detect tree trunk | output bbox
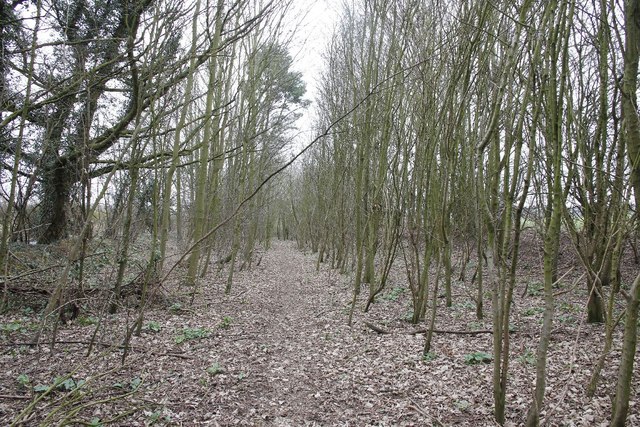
[605,3,640,421]
[610,273,640,426]
[38,160,74,244]
[624,0,640,213]
[586,276,605,323]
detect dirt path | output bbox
[213,240,349,423]
[2,241,442,426]
[192,241,486,426]
[2,240,633,426]
[202,240,423,425]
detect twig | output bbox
[0,251,109,284]
[408,399,445,426]
[227,289,249,301]
[1,340,193,359]
[411,328,499,335]
[552,271,584,298]
[0,263,64,284]
[364,321,502,336]
[0,394,31,400]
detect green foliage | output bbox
[33,376,86,394]
[558,314,576,324]
[146,410,171,425]
[130,377,142,390]
[523,307,544,316]
[517,348,536,365]
[560,302,581,313]
[464,352,493,365]
[17,373,30,387]
[468,321,484,331]
[527,281,544,296]
[454,301,475,311]
[76,315,99,326]
[88,417,103,427]
[1,320,26,334]
[169,303,183,314]
[206,362,223,376]
[113,377,142,391]
[144,321,162,333]
[380,287,405,302]
[237,372,247,380]
[422,352,437,362]
[254,42,308,108]
[56,377,86,392]
[147,411,161,424]
[174,327,211,344]
[218,316,233,329]
[33,384,51,393]
[455,399,471,411]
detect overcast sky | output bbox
[288,0,340,142]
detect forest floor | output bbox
[0,238,639,426]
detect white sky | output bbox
[288,0,341,143]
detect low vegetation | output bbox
[0,0,639,425]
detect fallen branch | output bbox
[227,289,249,302]
[0,251,109,285]
[0,394,31,400]
[5,285,50,296]
[1,340,193,359]
[364,321,499,336]
[410,328,496,336]
[409,399,445,426]
[364,321,390,334]
[364,322,500,335]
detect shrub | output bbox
[464,351,492,365]
[218,316,233,329]
[174,327,210,344]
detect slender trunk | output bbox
[610,273,640,426]
[110,167,139,314]
[1,0,42,307]
[623,0,640,213]
[423,253,441,355]
[186,0,225,286]
[158,0,202,271]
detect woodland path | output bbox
[186,240,493,426]
[198,240,433,425]
[1,240,624,426]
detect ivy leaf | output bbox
[33,384,50,393]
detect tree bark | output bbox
[610,1,640,424]
[624,0,640,213]
[610,274,640,426]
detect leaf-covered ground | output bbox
[0,239,638,426]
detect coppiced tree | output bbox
[468,1,539,421]
[0,0,310,344]
[222,34,307,293]
[0,0,42,307]
[525,1,575,424]
[610,0,640,424]
[295,0,638,424]
[184,0,227,287]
